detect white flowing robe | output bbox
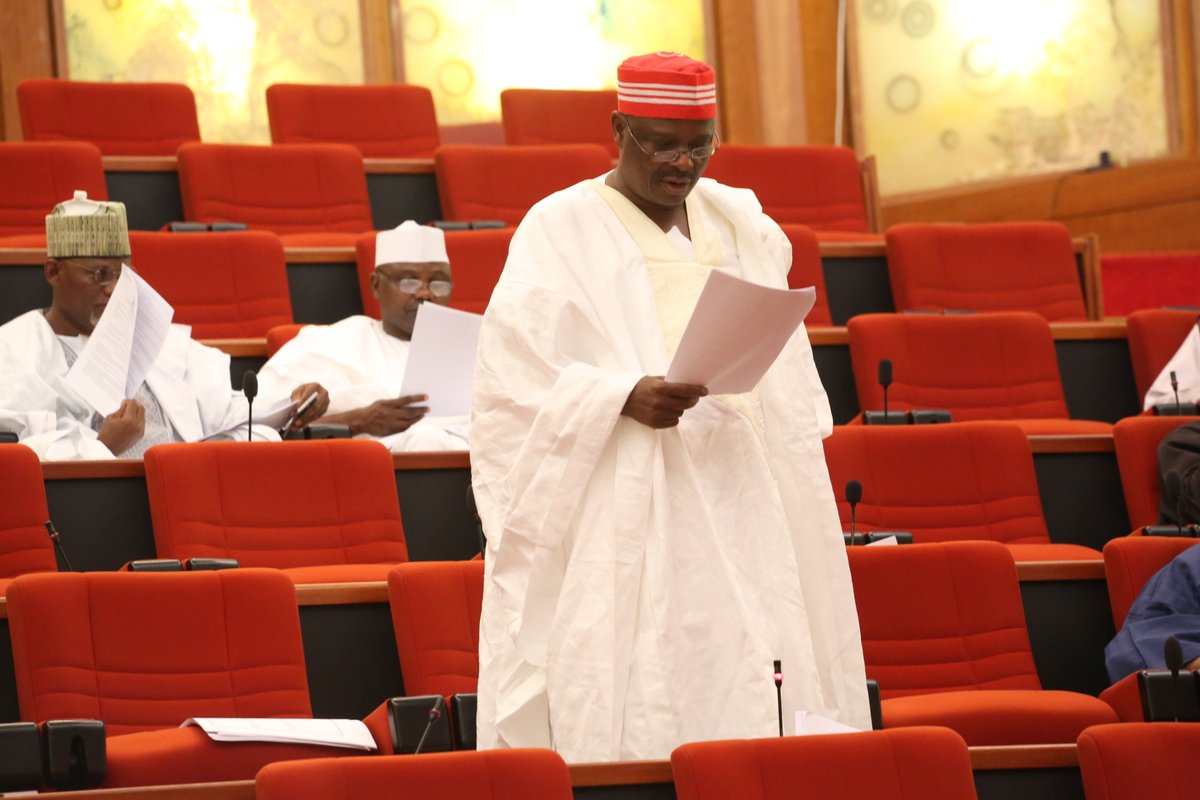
[470,177,869,763]
[0,309,275,460]
[1146,326,1200,409]
[256,315,468,451]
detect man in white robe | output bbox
[471,52,869,763]
[0,192,326,460]
[1146,322,1200,410]
[256,221,468,451]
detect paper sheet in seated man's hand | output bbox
[400,303,484,416]
[666,269,817,395]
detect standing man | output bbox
[471,52,868,762]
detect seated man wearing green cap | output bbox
[0,191,327,459]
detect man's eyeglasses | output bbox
[378,273,453,298]
[72,263,122,286]
[623,117,720,163]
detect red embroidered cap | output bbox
[617,51,716,120]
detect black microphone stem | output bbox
[413,703,442,754]
[44,520,74,572]
[773,660,783,737]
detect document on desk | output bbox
[64,266,174,415]
[666,270,816,395]
[199,396,297,441]
[400,303,484,416]
[182,717,377,751]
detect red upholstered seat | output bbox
[824,422,1098,559]
[266,83,440,158]
[1125,309,1198,405]
[17,79,200,156]
[1102,252,1200,316]
[128,231,292,338]
[176,143,373,246]
[500,88,619,157]
[1113,415,1200,529]
[356,227,512,319]
[847,540,1117,744]
[267,323,308,356]
[701,145,878,234]
[144,440,407,583]
[1103,536,1199,628]
[847,311,1112,435]
[885,222,1087,321]
[671,727,977,800]
[780,224,832,326]
[435,144,612,227]
[4,569,358,787]
[1077,722,1200,800]
[387,561,483,698]
[257,749,573,800]
[0,445,59,588]
[0,141,107,237]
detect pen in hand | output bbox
[278,392,319,436]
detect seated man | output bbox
[1146,322,1200,409]
[257,221,468,452]
[0,191,326,459]
[1106,542,1200,679]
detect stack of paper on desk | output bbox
[182,717,377,751]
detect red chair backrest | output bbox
[266,83,440,158]
[128,231,292,338]
[0,445,59,580]
[671,727,977,800]
[1103,537,1199,628]
[434,144,612,227]
[500,88,619,157]
[1126,309,1199,404]
[886,222,1087,321]
[0,142,107,236]
[780,224,831,326]
[18,79,200,156]
[1078,722,1200,800]
[848,311,1070,420]
[823,422,1050,545]
[847,540,1042,697]
[144,440,408,567]
[387,561,484,698]
[266,323,308,357]
[177,143,372,235]
[1113,415,1200,529]
[1101,253,1200,317]
[701,145,870,232]
[6,569,311,734]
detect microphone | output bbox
[1165,635,1184,722]
[1167,470,1185,534]
[1171,370,1181,414]
[845,479,863,546]
[241,370,258,442]
[413,697,444,755]
[878,359,893,419]
[44,520,74,571]
[772,660,783,737]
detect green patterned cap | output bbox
[46,190,131,259]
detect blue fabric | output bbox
[1106,542,1200,682]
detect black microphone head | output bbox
[241,370,258,400]
[845,479,863,506]
[1171,370,1179,388]
[878,358,893,389]
[1165,635,1184,674]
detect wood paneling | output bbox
[0,0,57,141]
[710,0,763,143]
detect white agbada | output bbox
[256,315,468,451]
[471,176,870,763]
[1146,326,1200,409]
[0,309,275,460]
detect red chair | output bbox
[0,444,59,593]
[128,231,292,338]
[176,143,373,247]
[144,440,408,583]
[1077,722,1200,800]
[6,569,361,787]
[1101,252,1200,316]
[500,88,619,158]
[387,561,483,699]
[671,727,977,800]
[847,311,1113,435]
[266,83,440,158]
[257,749,573,800]
[701,145,880,239]
[17,79,200,156]
[267,323,308,356]
[1125,309,1198,405]
[0,142,107,238]
[356,227,512,319]
[435,144,612,227]
[780,224,832,326]
[885,222,1088,321]
[823,422,1099,560]
[1113,415,1200,530]
[847,540,1118,745]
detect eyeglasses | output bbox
[71,263,123,285]
[623,116,720,163]
[378,273,453,298]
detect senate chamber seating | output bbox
[176,142,373,247]
[500,88,620,157]
[885,221,1090,321]
[267,323,307,356]
[0,444,59,593]
[846,540,1117,745]
[17,78,201,156]
[144,439,409,583]
[671,727,978,800]
[780,223,832,326]
[823,422,1100,560]
[0,141,107,247]
[1112,414,1200,529]
[128,230,293,338]
[1100,252,1200,316]
[5,568,366,787]
[266,83,441,158]
[434,143,613,227]
[1124,308,1198,406]
[1077,723,1200,800]
[847,311,1114,435]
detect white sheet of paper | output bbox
[63,266,174,416]
[200,396,295,442]
[866,535,900,547]
[399,303,484,416]
[795,710,862,736]
[182,717,376,751]
[666,270,816,395]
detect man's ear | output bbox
[44,259,63,286]
[369,269,382,301]
[610,110,625,147]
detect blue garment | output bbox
[1106,542,1200,682]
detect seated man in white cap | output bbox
[1146,322,1200,410]
[0,191,328,460]
[256,220,467,452]
[471,52,868,762]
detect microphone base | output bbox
[1138,669,1200,721]
[1142,525,1200,537]
[387,695,451,755]
[1153,403,1200,416]
[862,411,910,426]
